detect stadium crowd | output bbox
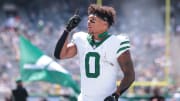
[0,0,180,100]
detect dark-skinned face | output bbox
[87,14,108,35]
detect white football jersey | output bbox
[72,32,130,100]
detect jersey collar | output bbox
[87,32,111,49]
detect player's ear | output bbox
[103,21,109,28]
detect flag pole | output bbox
[97,0,102,6]
[165,0,171,83]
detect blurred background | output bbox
[0,0,180,101]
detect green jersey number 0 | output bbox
[85,52,100,78]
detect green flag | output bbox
[19,35,80,94]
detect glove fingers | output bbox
[66,15,81,31]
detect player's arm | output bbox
[116,50,135,96]
[54,12,81,59]
[60,35,77,59]
[54,30,77,59]
[104,50,135,101]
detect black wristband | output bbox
[112,93,119,100]
[54,30,69,59]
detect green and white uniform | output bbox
[72,32,130,101]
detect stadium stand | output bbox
[0,0,180,100]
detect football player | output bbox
[54,4,135,101]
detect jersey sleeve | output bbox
[116,35,130,58]
[71,32,80,44]
[71,32,87,44]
